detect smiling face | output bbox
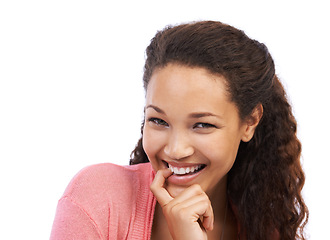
[143,63,257,198]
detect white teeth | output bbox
[168,163,203,175]
[178,168,185,174]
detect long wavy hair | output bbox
[130,21,308,240]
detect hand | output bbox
[150,169,214,240]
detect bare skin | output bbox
[150,169,238,240]
[143,64,262,239]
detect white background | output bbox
[0,0,329,239]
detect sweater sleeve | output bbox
[50,163,155,240]
[50,197,103,240]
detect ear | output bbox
[241,104,263,142]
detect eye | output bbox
[147,117,169,127]
[193,122,217,129]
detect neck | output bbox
[208,175,228,222]
[205,176,229,240]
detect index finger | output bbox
[150,168,173,207]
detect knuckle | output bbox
[190,184,203,194]
[197,191,210,205]
[202,201,209,209]
[177,207,188,219]
[166,204,184,217]
[164,205,175,217]
[149,183,156,193]
[170,204,180,214]
[163,205,170,215]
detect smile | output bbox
[168,163,205,175]
[163,161,207,185]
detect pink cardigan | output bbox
[50,162,279,239]
[50,162,156,240]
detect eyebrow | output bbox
[188,112,222,119]
[145,105,166,115]
[146,105,222,119]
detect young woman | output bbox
[50,21,308,240]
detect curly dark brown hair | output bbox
[130,21,308,240]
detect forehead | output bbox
[145,64,233,114]
[147,64,228,97]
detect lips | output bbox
[162,160,206,185]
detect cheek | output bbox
[142,130,152,157]
[198,134,240,167]
[142,128,165,163]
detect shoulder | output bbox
[52,163,155,239]
[61,162,154,204]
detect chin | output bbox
[165,183,188,198]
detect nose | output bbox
[164,130,194,160]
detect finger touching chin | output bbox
[165,184,189,198]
